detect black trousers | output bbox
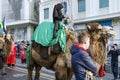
[111,61,119,79]
[53,20,59,37]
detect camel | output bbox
[27,22,115,80]
[27,27,78,80]
[87,23,115,67]
[87,23,115,79]
[0,34,13,75]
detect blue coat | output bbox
[71,45,98,80]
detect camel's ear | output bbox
[87,25,91,30]
[98,25,102,29]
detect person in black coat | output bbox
[53,3,65,38]
[108,44,120,80]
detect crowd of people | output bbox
[5,40,30,67]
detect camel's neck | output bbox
[89,40,107,65]
[66,38,76,52]
[4,39,13,57]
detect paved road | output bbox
[0,59,118,80]
[0,66,56,80]
[15,59,117,80]
[0,59,56,80]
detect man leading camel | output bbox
[70,32,98,80]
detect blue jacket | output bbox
[71,44,98,80]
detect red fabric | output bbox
[6,44,17,65]
[98,64,106,77]
[74,44,89,53]
[74,44,86,51]
[19,49,26,59]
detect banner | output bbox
[2,17,7,34]
[0,20,3,29]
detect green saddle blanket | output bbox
[32,21,66,52]
[26,21,66,67]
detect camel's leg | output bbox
[55,68,67,80]
[34,65,41,80]
[27,65,34,80]
[1,65,7,76]
[0,58,7,76]
[67,68,73,80]
[27,53,35,80]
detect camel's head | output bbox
[0,37,5,49]
[0,34,13,52]
[87,23,102,41]
[101,26,116,38]
[0,34,13,43]
[65,29,78,43]
[4,34,14,42]
[101,26,116,44]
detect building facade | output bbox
[1,0,120,45]
[39,0,72,23]
[1,0,39,42]
[40,0,120,45]
[0,0,1,19]
[71,0,120,45]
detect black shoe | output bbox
[7,64,11,67]
[12,64,15,67]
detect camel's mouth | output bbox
[102,26,116,38]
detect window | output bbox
[98,20,112,26]
[99,0,109,8]
[44,8,49,19]
[78,0,86,12]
